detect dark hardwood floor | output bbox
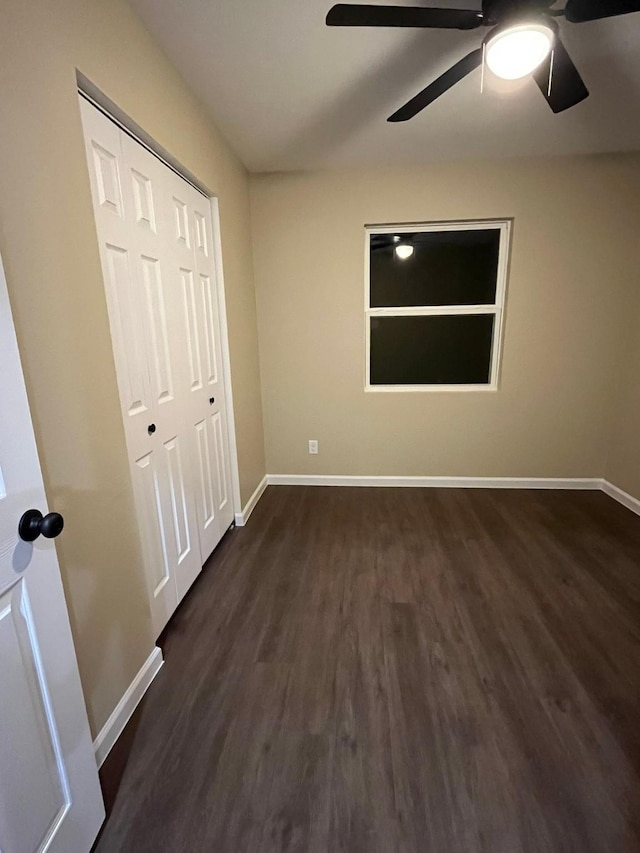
[95,486,640,852]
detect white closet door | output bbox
[191,189,234,547]
[171,174,234,559]
[80,98,234,634]
[81,101,201,633]
[120,134,203,604]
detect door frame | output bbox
[76,72,243,519]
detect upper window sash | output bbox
[365,220,510,312]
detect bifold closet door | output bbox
[167,170,234,559]
[119,131,204,607]
[80,98,233,634]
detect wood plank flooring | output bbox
[95,486,640,852]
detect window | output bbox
[365,220,510,391]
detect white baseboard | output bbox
[602,480,640,516]
[266,474,602,490]
[267,473,640,516]
[93,646,163,768]
[235,475,268,526]
[229,475,640,527]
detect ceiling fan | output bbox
[326,0,640,120]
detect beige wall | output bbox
[0,0,265,735]
[605,279,640,501]
[251,155,640,479]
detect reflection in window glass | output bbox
[370,229,501,308]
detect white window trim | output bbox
[364,219,511,393]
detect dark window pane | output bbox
[370,314,494,385]
[370,229,500,307]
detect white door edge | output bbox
[210,197,242,518]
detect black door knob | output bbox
[148,423,156,434]
[209,397,215,405]
[18,509,65,542]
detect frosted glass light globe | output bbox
[485,23,553,81]
[395,244,414,260]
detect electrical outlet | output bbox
[308,439,318,455]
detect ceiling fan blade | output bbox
[533,36,589,113]
[388,48,483,121]
[326,4,483,29]
[564,0,640,23]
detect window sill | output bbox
[364,384,499,393]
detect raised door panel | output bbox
[139,254,174,408]
[172,196,191,251]
[162,435,200,599]
[199,272,220,390]
[0,579,70,853]
[133,450,177,628]
[178,264,223,421]
[211,409,231,520]
[130,168,157,234]
[193,209,209,259]
[91,140,123,217]
[102,245,152,425]
[168,180,200,404]
[133,434,199,614]
[191,409,233,559]
[192,416,221,559]
[180,267,203,395]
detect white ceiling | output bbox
[129,0,640,172]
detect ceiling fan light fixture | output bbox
[395,243,414,260]
[485,22,554,81]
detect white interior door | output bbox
[80,97,234,634]
[0,253,104,852]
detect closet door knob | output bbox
[19,509,65,542]
[209,397,215,405]
[148,423,156,435]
